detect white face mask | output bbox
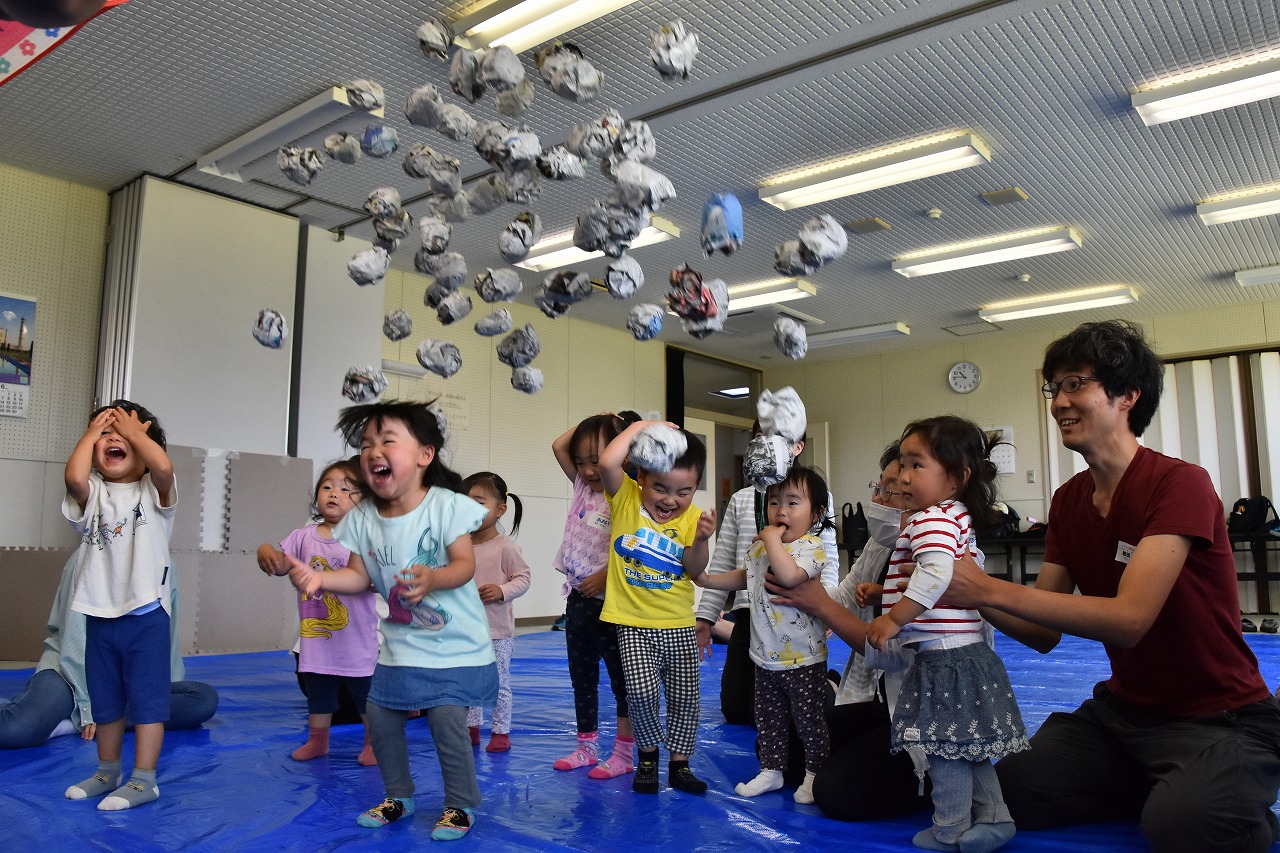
[865,501,904,548]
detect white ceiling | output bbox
[3,0,1280,366]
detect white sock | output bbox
[735,769,784,797]
[794,770,817,804]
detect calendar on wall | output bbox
[985,425,1016,475]
[0,292,36,419]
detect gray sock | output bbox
[98,768,159,811]
[958,821,1016,853]
[65,760,122,800]
[913,828,960,852]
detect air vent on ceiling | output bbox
[723,304,825,337]
[943,321,1002,336]
[981,187,1029,206]
[846,217,892,234]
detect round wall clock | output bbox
[948,361,981,394]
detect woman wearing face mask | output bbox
[768,442,937,822]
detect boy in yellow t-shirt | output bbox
[599,420,716,795]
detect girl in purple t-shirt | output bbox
[258,459,380,765]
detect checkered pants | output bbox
[616,625,700,754]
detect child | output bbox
[866,416,1028,853]
[462,471,531,753]
[549,413,638,779]
[257,459,378,765]
[61,400,176,811]
[599,419,716,794]
[286,400,496,841]
[695,466,833,804]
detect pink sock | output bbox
[554,733,599,771]
[588,735,635,778]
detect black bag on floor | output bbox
[842,502,869,553]
[1227,496,1278,537]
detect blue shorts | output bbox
[85,608,171,725]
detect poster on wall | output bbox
[0,0,129,88]
[0,292,35,419]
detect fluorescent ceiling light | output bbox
[978,286,1137,323]
[807,321,910,349]
[892,226,1082,277]
[382,359,426,378]
[1197,186,1280,226]
[1133,54,1280,126]
[454,0,640,53]
[514,216,679,272]
[1236,264,1280,287]
[726,278,816,311]
[196,87,380,182]
[710,386,751,399]
[759,132,992,211]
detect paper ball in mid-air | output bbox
[449,48,486,103]
[253,309,288,348]
[606,254,644,299]
[364,187,402,218]
[743,433,792,491]
[475,268,523,303]
[497,324,541,368]
[475,308,513,337]
[758,386,807,444]
[498,212,542,263]
[537,146,586,180]
[651,20,699,80]
[436,291,473,325]
[417,19,454,59]
[323,132,361,164]
[344,79,385,111]
[627,304,663,341]
[348,247,390,286]
[361,125,399,158]
[511,365,544,394]
[277,145,323,186]
[773,317,808,360]
[383,310,413,342]
[543,270,593,305]
[701,193,743,256]
[535,42,602,103]
[342,366,388,404]
[798,214,848,267]
[416,339,462,378]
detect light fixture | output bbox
[978,285,1137,323]
[382,359,426,378]
[758,132,992,211]
[1236,264,1280,287]
[196,87,381,182]
[892,226,1082,277]
[1132,54,1280,126]
[453,0,640,54]
[1197,186,1280,226]
[726,278,816,312]
[807,321,911,349]
[710,386,751,400]
[514,216,679,272]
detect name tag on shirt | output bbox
[585,511,610,532]
[1115,540,1135,564]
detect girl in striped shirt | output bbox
[866,416,1028,853]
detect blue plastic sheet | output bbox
[2,632,1279,851]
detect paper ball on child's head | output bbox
[629,424,688,474]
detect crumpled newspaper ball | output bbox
[498,212,542,263]
[383,309,413,342]
[612,120,656,165]
[798,214,848,267]
[503,127,542,167]
[536,42,602,102]
[253,309,288,348]
[424,278,458,309]
[472,119,513,165]
[610,160,676,211]
[361,125,399,158]
[667,264,719,321]
[497,324,541,368]
[449,48,487,103]
[565,109,623,161]
[681,277,728,338]
[758,386,807,443]
[544,270,594,305]
[419,215,451,253]
[511,365,544,394]
[404,84,444,128]
[475,308,513,336]
[466,174,509,215]
[606,254,644,298]
[503,166,542,204]
[342,366,388,404]
[496,77,535,117]
[627,303,663,341]
[701,192,743,256]
[417,18,454,60]
[403,142,435,178]
[374,210,413,244]
[436,103,477,142]
[629,424,687,474]
[348,247,390,286]
[534,289,571,318]
[475,267,524,302]
[345,79,385,111]
[432,192,473,223]
[437,290,473,325]
[416,339,462,378]
[651,20,699,80]
[478,45,525,92]
[415,247,444,275]
[773,317,808,360]
[774,239,818,276]
[573,200,609,252]
[324,132,361,164]
[277,145,323,186]
[364,187,402,218]
[537,146,586,180]
[431,252,468,288]
[743,433,792,491]
[604,203,651,256]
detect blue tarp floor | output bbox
[3,630,1280,852]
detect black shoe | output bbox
[633,758,659,794]
[1263,618,1278,634]
[552,614,566,632]
[1244,617,1260,633]
[669,763,707,794]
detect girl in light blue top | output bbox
[288,400,495,842]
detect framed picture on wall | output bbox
[0,292,35,419]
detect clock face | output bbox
[948,361,981,394]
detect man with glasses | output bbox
[945,320,1280,853]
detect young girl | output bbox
[549,413,638,778]
[257,459,378,765]
[286,400,496,842]
[696,466,833,805]
[462,471,531,753]
[866,416,1028,853]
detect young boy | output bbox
[61,400,177,811]
[598,420,716,794]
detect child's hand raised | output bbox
[694,507,717,542]
[854,582,884,608]
[81,408,115,441]
[866,613,901,651]
[109,406,153,445]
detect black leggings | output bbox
[564,590,629,732]
[719,611,756,726]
